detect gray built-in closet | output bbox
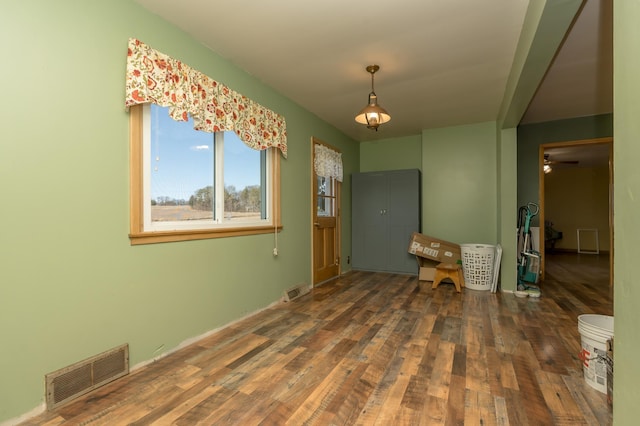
[351,169,421,274]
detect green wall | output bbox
[0,1,357,422]
[359,123,500,248]
[613,1,640,422]
[359,135,422,172]
[3,0,639,423]
[421,122,498,245]
[359,124,516,290]
[516,114,613,224]
[497,127,518,291]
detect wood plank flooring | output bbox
[22,252,612,425]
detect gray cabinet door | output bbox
[352,169,420,274]
[386,170,421,273]
[352,172,387,271]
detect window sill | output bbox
[129,225,282,245]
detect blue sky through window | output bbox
[150,105,260,202]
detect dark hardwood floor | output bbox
[22,252,612,425]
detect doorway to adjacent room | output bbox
[538,137,613,287]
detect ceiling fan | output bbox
[544,153,578,174]
[544,153,579,165]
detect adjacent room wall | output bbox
[544,166,610,252]
[0,1,358,422]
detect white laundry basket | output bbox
[460,244,496,291]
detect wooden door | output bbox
[312,140,341,285]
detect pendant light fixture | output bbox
[355,65,391,131]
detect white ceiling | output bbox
[134,0,612,148]
[521,0,612,124]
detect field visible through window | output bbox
[151,205,260,222]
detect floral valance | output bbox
[125,38,287,158]
[314,144,343,182]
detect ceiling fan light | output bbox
[544,164,552,174]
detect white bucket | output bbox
[578,314,614,394]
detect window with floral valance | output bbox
[125,39,284,245]
[124,38,287,158]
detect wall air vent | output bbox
[45,343,129,410]
[284,283,310,302]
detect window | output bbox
[129,104,281,244]
[316,176,335,217]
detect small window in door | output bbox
[317,176,335,217]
